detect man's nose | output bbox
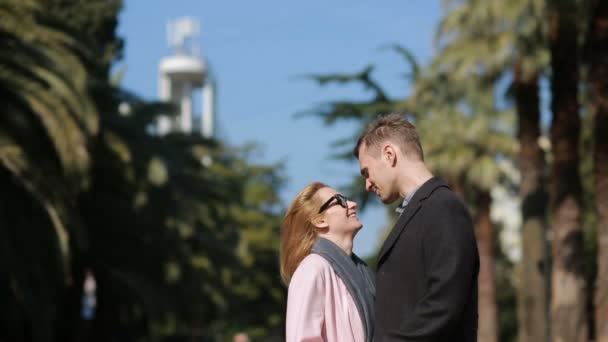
[365,179,373,192]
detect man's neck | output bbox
[398,164,433,199]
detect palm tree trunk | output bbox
[514,63,549,342]
[475,191,497,342]
[548,9,588,342]
[588,0,608,340]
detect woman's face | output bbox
[316,187,362,235]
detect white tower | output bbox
[157,17,216,138]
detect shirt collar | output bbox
[395,186,420,216]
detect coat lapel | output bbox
[376,177,450,266]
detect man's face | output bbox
[357,143,400,204]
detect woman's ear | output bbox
[311,216,329,229]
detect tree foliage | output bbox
[0,1,286,341]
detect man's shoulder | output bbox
[436,185,463,200]
[422,186,473,226]
[415,177,453,200]
[426,184,465,207]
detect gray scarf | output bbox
[311,238,375,342]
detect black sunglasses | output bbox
[318,194,348,213]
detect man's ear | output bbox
[311,217,329,229]
[383,144,397,166]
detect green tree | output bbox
[1,1,288,341]
[76,94,285,341]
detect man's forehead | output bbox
[358,143,372,159]
[359,141,386,157]
[358,150,369,169]
[359,142,370,154]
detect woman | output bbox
[280,182,375,342]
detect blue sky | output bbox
[117,0,442,257]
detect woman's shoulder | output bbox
[291,254,332,281]
[298,253,332,271]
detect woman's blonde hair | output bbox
[280,182,328,285]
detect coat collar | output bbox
[376,177,450,266]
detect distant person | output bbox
[232,332,250,342]
[354,113,479,341]
[280,182,375,342]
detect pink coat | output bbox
[286,254,365,342]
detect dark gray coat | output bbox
[373,177,479,342]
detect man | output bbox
[354,113,479,342]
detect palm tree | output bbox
[2,2,288,341]
[0,2,97,340]
[510,4,551,342]
[587,0,608,340]
[415,76,517,342]
[547,1,587,340]
[304,62,403,211]
[435,1,552,340]
[514,61,551,342]
[432,3,527,341]
[511,3,551,336]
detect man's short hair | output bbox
[354,113,423,160]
